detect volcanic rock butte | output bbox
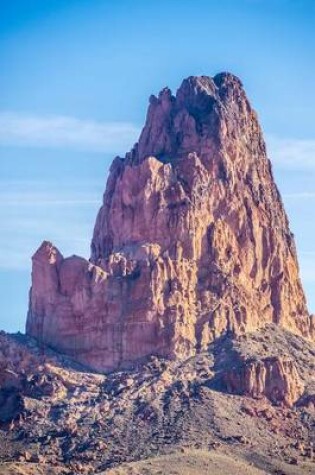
[26,73,314,372]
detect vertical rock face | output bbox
[26,73,314,371]
[223,356,304,407]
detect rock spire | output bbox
[26,73,314,371]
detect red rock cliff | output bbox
[26,73,314,371]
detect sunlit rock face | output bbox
[26,73,314,372]
[223,355,304,407]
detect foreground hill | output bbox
[0,326,314,474]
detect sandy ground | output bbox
[104,450,269,475]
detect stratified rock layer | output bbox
[26,73,314,371]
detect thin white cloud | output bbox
[1,195,100,206]
[300,251,315,257]
[1,113,313,170]
[298,256,315,283]
[0,213,93,271]
[0,182,102,206]
[3,200,99,206]
[0,181,99,270]
[267,135,315,170]
[0,111,140,153]
[283,192,315,199]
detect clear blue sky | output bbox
[1,0,315,331]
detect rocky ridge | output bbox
[0,326,315,474]
[26,73,313,372]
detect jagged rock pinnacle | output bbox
[26,73,314,372]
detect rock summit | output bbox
[26,73,314,371]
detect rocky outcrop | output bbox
[1,327,315,472]
[26,73,314,372]
[223,356,304,407]
[0,334,27,423]
[0,368,24,423]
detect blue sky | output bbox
[1,0,315,331]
